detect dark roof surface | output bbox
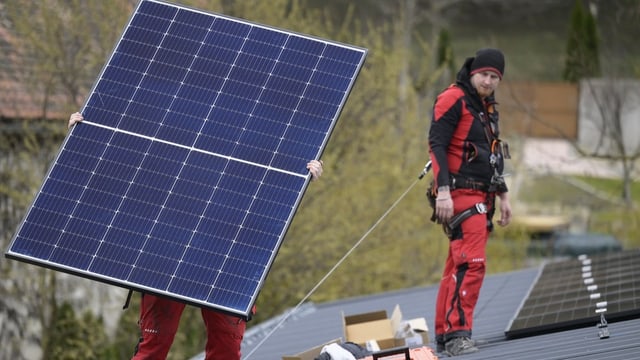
[200,257,640,360]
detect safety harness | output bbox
[427,95,510,235]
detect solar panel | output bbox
[5,0,366,318]
[505,249,640,338]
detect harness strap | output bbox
[446,202,488,231]
[123,289,134,310]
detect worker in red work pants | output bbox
[434,189,491,350]
[428,48,512,356]
[132,294,247,360]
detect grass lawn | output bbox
[517,174,640,249]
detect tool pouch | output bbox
[426,181,437,222]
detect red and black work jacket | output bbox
[428,57,508,193]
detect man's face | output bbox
[471,71,501,98]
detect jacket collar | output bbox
[455,57,496,111]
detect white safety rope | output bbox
[243,162,431,359]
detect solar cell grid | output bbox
[6,0,366,317]
[506,249,640,338]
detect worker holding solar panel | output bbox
[426,48,512,356]
[69,112,324,360]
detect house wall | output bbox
[496,81,579,139]
[578,78,640,156]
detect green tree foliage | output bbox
[436,28,456,83]
[582,7,601,77]
[167,305,208,360]
[104,296,142,360]
[0,121,67,359]
[563,0,585,82]
[44,302,110,360]
[563,0,601,82]
[0,122,63,213]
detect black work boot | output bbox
[444,336,479,356]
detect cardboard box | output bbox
[394,305,429,347]
[342,305,429,350]
[343,306,401,349]
[282,338,342,360]
[395,316,430,347]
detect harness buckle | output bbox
[475,202,488,214]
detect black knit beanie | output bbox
[470,48,505,79]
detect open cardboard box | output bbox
[282,338,342,360]
[343,304,429,349]
[282,305,430,359]
[396,316,430,347]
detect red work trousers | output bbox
[132,294,246,360]
[434,189,490,343]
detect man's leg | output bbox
[132,294,185,359]
[202,309,246,360]
[443,236,486,338]
[435,250,455,352]
[442,190,488,355]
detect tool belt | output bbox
[450,174,491,192]
[426,178,495,236]
[425,174,490,210]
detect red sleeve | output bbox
[428,86,463,188]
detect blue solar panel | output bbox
[5,0,366,318]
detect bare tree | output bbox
[579,78,640,205]
[4,1,136,117]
